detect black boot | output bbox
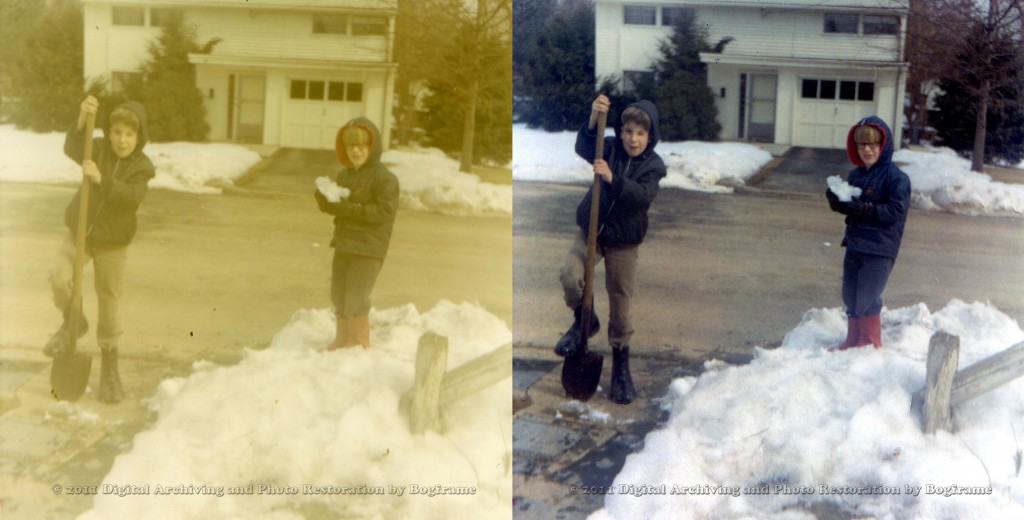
[98,348,124,404]
[554,305,600,357]
[44,307,89,358]
[609,346,636,405]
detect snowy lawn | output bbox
[74,301,512,520]
[0,125,511,217]
[587,300,1024,520]
[513,124,1024,216]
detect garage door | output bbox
[795,79,876,148]
[283,79,365,149]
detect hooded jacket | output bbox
[323,117,399,259]
[63,101,155,249]
[842,116,911,258]
[574,100,667,247]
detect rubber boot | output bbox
[609,346,636,405]
[325,317,350,351]
[859,315,883,349]
[554,305,600,357]
[44,307,89,358]
[348,315,371,349]
[830,316,861,351]
[98,347,124,404]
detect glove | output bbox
[826,189,874,218]
[314,189,340,215]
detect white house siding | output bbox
[594,0,908,149]
[81,0,396,150]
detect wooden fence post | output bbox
[921,332,959,434]
[409,332,448,434]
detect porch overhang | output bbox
[188,53,398,72]
[700,52,908,72]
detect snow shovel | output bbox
[561,110,607,400]
[51,111,95,402]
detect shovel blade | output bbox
[51,352,92,402]
[561,349,604,401]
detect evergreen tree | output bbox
[127,10,219,142]
[933,21,1024,165]
[3,0,84,131]
[518,0,601,131]
[651,8,728,141]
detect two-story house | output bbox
[82,0,397,150]
[596,0,909,148]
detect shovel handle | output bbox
[66,112,96,354]
[579,110,607,351]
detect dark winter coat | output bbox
[316,117,399,260]
[841,116,911,259]
[574,100,667,248]
[63,101,155,249]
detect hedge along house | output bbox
[82,0,397,150]
[596,0,909,148]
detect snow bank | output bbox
[589,300,1024,520]
[385,147,512,217]
[0,125,260,194]
[512,124,772,193]
[76,301,512,520]
[894,147,1024,216]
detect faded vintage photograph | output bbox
[1,0,512,519]
[512,1,1024,519]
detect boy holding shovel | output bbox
[555,94,667,404]
[46,95,155,404]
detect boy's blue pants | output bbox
[842,250,895,318]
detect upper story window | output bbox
[624,6,656,26]
[150,8,180,28]
[824,13,858,34]
[112,6,145,26]
[662,7,690,27]
[825,13,900,35]
[863,15,899,35]
[313,13,388,36]
[313,14,348,34]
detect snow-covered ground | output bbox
[72,301,511,520]
[0,125,511,217]
[513,124,1024,216]
[585,300,1024,520]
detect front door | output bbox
[747,74,777,142]
[235,75,265,144]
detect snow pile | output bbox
[0,125,261,194]
[827,175,862,202]
[314,176,350,202]
[77,301,512,520]
[895,147,1024,216]
[512,124,772,192]
[589,300,1024,520]
[384,147,512,217]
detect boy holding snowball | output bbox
[314,118,399,350]
[825,116,911,350]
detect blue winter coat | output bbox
[842,116,911,259]
[574,100,667,248]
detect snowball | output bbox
[315,176,350,202]
[827,175,862,202]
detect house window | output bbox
[863,15,899,35]
[112,6,145,26]
[824,13,858,34]
[292,80,363,102]
[351,16,387,36]
[150,8,180,28]
[662,7,690,27]
[802,79,875,101]
[624,6,656,25]
[623,70,654,95]
[313,14,348,34]
[111,71,142,95]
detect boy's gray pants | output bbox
[559,231,639,348]
[49,234,127,349]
